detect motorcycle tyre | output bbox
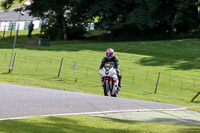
[103,80,110,96]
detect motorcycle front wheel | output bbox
[103,80,110,96]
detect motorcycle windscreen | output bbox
[105,63,114,71]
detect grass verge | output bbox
[1,35,200,132]
[1,36,200,112]
[0,0,26,11]
[0,115,200,133]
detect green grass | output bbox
[0,29,41,39]
[1,36,200,112]
[0,0,26,11]
[1,35,200,132]
[0,115,200,133]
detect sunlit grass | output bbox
[0,0,26,11]
[0,37,200,112]
[0,115,200,133]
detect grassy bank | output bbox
[0,115,200,133]
[0,0,26,11]
[1,36,200,132]
[1,36,200,112]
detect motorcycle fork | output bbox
[103,77,113,89]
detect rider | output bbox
[99,48,122,89]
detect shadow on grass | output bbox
[1,116,200,133]
[1,35,200,70]
[0,116,142,133]
[193,101,200,103]
[139,57,200,70]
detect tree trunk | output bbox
[62,17,68,40]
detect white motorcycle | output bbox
[99,63,119,97]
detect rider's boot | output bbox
[117,76,122,91]
[117,87,120,91]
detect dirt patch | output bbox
[17,39,39,45]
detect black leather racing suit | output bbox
[99,56,122,87]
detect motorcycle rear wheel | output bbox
[111,91,118,97]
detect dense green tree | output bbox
[27,0,71,40]
[1,0,23,9]
[1,0,86,40]
[72,0,198,40]
[1,0,198,40]
[27,0,88,40]
[30,0,88,40]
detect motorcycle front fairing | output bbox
[99,64,118,92]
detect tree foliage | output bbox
[1,0,199,40]
[72,0,198,40]
[1,0,23,9]
[1,0,87,40]
[27,0,86,40]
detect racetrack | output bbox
[0,83,187,120]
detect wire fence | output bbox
[0,51,200,100]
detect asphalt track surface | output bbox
[0,83,187,121]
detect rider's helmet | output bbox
[106,48,114,59]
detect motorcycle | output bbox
[99,63,119,97]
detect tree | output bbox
[1,0,23,9]
[2,0,198,40]
[172,0,198,32]
[28,0,88,40]
[27,0,73,40]
[72,0,198,40]
[1,0,87,40]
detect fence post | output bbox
[72,61,77,70]
[191,92,200,102]
[75,78,78,82]
[11,52,17,72]
[10,24,13,38]
[58,58,64,78]
[154,72,161,94]
[3,25,6,39]
[17,23,20,37]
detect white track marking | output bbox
[0,107,187,121]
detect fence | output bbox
[0,20,42,31]
[1,51,200,100]
[0,21,95,39]
[0,20,42,39]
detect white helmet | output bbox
[106,48,114,59]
